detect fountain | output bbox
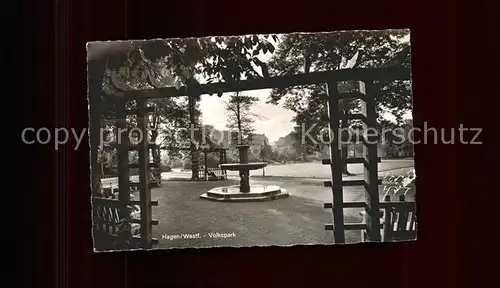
[200,144,289,202]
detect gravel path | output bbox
[100,160,415,249]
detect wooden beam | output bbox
[379,201,416,210]
[123,68,411,99]
[362,80,382,242]
[345,157,381,164]
[324,202,366,209]
[343,202,367,208]
[325,179,382,187]
[326,81,345,243]
[344,223,368,230]
[136,99,153,248]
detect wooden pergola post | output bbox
[136,98,153,248]
[326,80,345,243]
[360,80,382,242]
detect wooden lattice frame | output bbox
[89,65,411,247]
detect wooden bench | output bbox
[92,197,141,250]
[381,195,417,241]
[198,167,227,181]
[360,195,417,242]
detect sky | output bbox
[199,89,295,143]
[199,35,295,143]
[199,33,412,143]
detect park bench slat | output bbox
[92,197,151,249]
[343,201,367,208]
[381,195,417,241]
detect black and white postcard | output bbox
[87,29,416,252]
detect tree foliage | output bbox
[93,35,279,173]
[224,92,260,145]
[267,30,412,155]
[99,34,279,94]
[91,35,278,175]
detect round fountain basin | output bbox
[220,162,267,171]
[200,184,289,202]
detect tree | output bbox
[224,92,260,145]
[259,137,273,161]
[267,30,412,175]
[90,34,280,180]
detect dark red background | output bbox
[20,0,496,287]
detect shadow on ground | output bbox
[121,161,416,250]
[141,179,365,249]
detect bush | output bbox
[183,161,192,170]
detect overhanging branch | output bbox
[122,67,411,100]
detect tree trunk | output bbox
[188,95,199,180]
[302,142,307,162]
[236,93,242,144]
[150,126,161,184]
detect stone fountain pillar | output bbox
[237,145,251,193]
[199,144,290,202]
